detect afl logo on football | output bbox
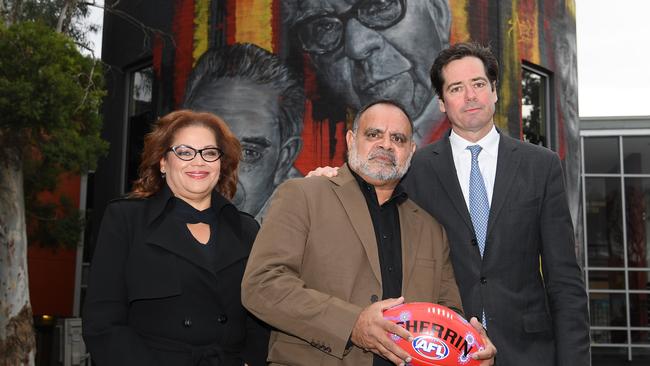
[412,335,449,360]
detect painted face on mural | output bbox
[346,103,416,184]
[187,78,293,218]
[286,0,450,143]
[555,20,580,229]
[438,56,498,142]
[557,31,578,130]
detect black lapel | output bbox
[429,138,475,232]
[211,203,249,273]
[144,184,174,225]
[146,214,216,276]
[143,187,248,275]
[486,134,521,238]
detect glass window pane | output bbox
[522,68,548,147]
[126,66,155,192]
[586,177,624,266]
[584,137,620,174]
[589,271,625,290]
[591,347,628,364]
[623,136,650,174]
[590,292,627,327]
[630,293,650,327]
[631,347,650,359]
[130,67,153,114]
[625,178,650,268]
[590,330,629,344]
[629,271,650,291]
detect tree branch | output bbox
[75,57,99,113]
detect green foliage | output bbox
[2,0,96,47]
[0,20,108,248]
[27,193,85,249]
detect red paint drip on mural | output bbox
[517,0,537,61]
[152,34,163,80]
[426,118,451,145]
[171,0,194,108]
[292,51,346,173]
[294,100,346,175]
[225,0,237,46]
[271,0,281,52]
[476,0,490,44]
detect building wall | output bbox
[28,173,81,317]
[93,0,580,238]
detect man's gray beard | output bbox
[347,139,412,182]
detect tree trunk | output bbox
[0,151,36,365]
[55,1,70,33]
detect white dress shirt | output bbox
[449,126,500,211]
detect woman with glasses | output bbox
[82,110,269,366]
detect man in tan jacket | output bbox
[242,101,496,366]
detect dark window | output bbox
[125,66,155,192]
[521,66,550,147]
[623,136,650,174]
[584,136,620,174]
[582,134,650,363]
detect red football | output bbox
[383,302,485,366]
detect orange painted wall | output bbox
[27,173,80,317]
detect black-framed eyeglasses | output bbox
[294,0,406,55]
[168,145,224,162]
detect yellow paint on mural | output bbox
[497,0,519,133]
[566,0,576,19]
[449,0,469,43]
[193,0,210,65]
[235,0,273,52]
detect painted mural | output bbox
[150,0,580,231]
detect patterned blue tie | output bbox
[467,145,490,328]
[467,145,490,257]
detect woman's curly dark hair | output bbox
[130,110,241,200]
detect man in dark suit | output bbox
[401,42,590,365]
[242,101,496,366]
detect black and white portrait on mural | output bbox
[282,0,451,145]
[183,43,305,221]
[554,5,582,258]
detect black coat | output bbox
[82,186,269,366]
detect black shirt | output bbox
[170,197,219,270]
[351,170,408,366]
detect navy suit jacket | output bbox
[402,132,590,366]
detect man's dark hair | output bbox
[430,42,499,101]
[183,43,305,144]
[352,99,414,133]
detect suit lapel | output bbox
[429,139,475,232]
[212,216,249,273]
[331,165,383,285]
[486,134,521,240]
[399,201,423,290]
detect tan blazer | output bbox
[242,164,462,366]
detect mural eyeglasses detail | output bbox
[168,145,224,162]
[295,0,407,55]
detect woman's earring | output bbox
[161,169,166,179]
